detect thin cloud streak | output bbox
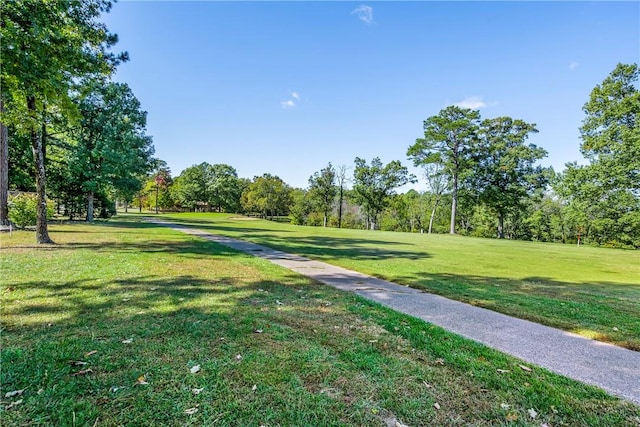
[351,5,374,25]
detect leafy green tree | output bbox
[308,163,337,227]
[336,165,350,228]
[69,81,154,221]
[472,117,548,238]
[557,63,640,247]
[1,0,126,242]
[408,106,480,234]
[208,164,242,213]
[352,157,415,230]
[241,174,292,219]
[172,163,210,211]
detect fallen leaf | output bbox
[500,403,510,410]
[252,384,257,391]
[122,338,133,344]
[72,368,93,376]
[85,350,98,357]
[540,424,551,427]
[612,327,619,331]
[110,386,123,393]
[184,407,198,415]
[235,354,242,361]
[528,408,538,419]
[276,300,284,305]
[433,402,440,410]
[369,340,378,343]
[5,399,23,410]
[423,382,433,389]
[506,414,518,421]
[122,298,131,302]
[70,360,88,366]
[135,375,148,385]
[253,329,263,334]
[37,389,44,395]
[150,287,158,291]
[190,365,201,374]
[395,421,410,427]
[434,358,445,365]
[192,388,204,395]
[496,369,510,374]
[5,389,24,398]
[519,365,532,372]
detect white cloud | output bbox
[280,99,296,109]
[351,5,374,25]
[569,61,579,71]
[291,91,300,100]
[454,96,487,109]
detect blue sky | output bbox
[103,1,639,190]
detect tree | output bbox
[308,163,337,227]
[1,0,126,242]
[336,164,350,228]
[208,164,242,213]
[408,106,480,234]
[69,81,154,221]
[422,163,448,234]
[241,174,292,219]
[0,101,7,226]
[472,117,548,238]
[352,157,415,230]
[557,63,640,247]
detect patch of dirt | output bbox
[228,216,259,221]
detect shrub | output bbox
[8,193,54,229]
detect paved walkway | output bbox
[149,220,640,405]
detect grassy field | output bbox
[1,217,638,425]
[159,212,640,351]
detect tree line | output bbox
[1,2,637,248]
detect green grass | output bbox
[157,212,640,351]
[1,217,639,426]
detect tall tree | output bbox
[408,106,480,234]
[557,63,640,248]
[352,157,415,230]
[422,163,448,234]
[208,164,242,213]
[0,101,8,226]
[472,117,548,238]
[1,0,126,242]
[241,174,292,219]
[69,81,154,221]
[308,163,337,227]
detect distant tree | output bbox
[208,164,242,213]
[69,81,154,221]
[0,101,7,226]
[241,174,292,219]
[352,157,415,230]
[422,163,448,234]
[408,106,480,234]
[1,0,126,242]
[336,164,350,228]
[472,117,548,238]
[172,163,210,211]
[308,163,337,227]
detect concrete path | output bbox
[149,220,640,405]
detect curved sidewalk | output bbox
[150,220,640,405]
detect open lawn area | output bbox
[1,217,639,426]
[160,213,640,351]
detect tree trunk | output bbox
[497,213,505,239]
[0,100,8,226]
[323,212,327,227]
[450,173,458,234]
[28,96,53,244]
[429,196,441,234]
[338,186,344,228]
[87,192,94,222]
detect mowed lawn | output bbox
[161,213,640,351]
[1,218,638,425]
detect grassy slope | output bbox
[160,213,640,350]
[1,217,638,426]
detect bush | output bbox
[8,193,54,229]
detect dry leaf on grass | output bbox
[506,414,518,421]
[253,329,263,334]
[395,421,410,427]
[70,360,88,366]
[5,389,24,398]
[235,354,242,361]
[252,384,257,391]
[192,388,204,395]
[528,408,538,419]
[184,407,198,415]
[122,338,133,344]
[190,365,201,374]
[496,369,510,374]
[135,375,149,385]
[5,399,23,410]
[85,350,98,357]
[276,300,284,305]
[519,365,532,372]
[500,403,510,410]
[434,358,445,366]
[433,402,441,410]
[72,368,93,376]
